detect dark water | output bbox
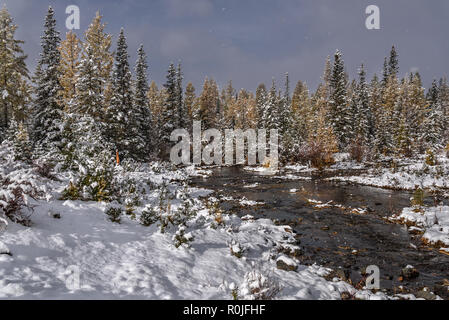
[191,166,449,297]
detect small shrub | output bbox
[140,205,159,226]
[173,225,194,248]
[411,186,424,207]
[238,268,282,300]
[298,141,335,170]
[124,198,137,219]
[229,240,245,258]
[104,202,122,223]
[0,186,32,227]
[230,284,238,300]
[348,139,365,163]
[61,181,80,200]
[34,161,56,180]
[425,149,436,166]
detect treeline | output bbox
[0,7,448,169]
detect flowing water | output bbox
[191,166,449,297]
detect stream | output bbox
[191,166,449,298]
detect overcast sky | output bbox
[3,0,449,92]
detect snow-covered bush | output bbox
[172,186,197,225]
[104,201,123,223]
[229,239,245,258]
[237,268,282,300]
[172,225,194,248]
[0,142,47,226]
[0,209,8,232]
[60,181,79,200]
[140,204,158,226]
[425,149,436,166]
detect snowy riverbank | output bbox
[0,159,429,300]
[389,206,449,253]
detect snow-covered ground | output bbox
[328,155,449,191]
[0,189,375,299]
[2,144,444,300]
[0,158,422,300]
[389,206,449,252]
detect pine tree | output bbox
[0,7,30,140]
[255,83,267,128]
[423,80,444,150]
[11,119,32,163]
[353,64,374,144]
[438,77,449,138]
[74,45,103,118]
[321,55,332,100]
[329,50,350,148]
[32,6,63,156]
[105,28,134,158]
[133,44,152,160]
[375,74,399,154]
[388,45,399,78]
[260,79,279,130]
[220,80,236,128]
[392,81,411,156]
[148,81,162,121]
[277,73,291,137]
[291,81,311,141]
[175,63,185,129]
[381,57,389,88]
[405,73,426,152]
[158,63,178,158]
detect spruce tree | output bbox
[32,6,63,156]
[255,83,267,128]
[291,81,311,141]
[0,7,29,139]
[278,72,291,136]
[260,79,280,131]
[105,28,134,158]
[84,12,113,108]
[354,64,374,144]
[175,63,185,129]
[133,44,152,160]
[388,45,399,78]
[438,78,449,138]
[159,63,177,158]
[74,45,103,118]
[423,80,444,150]
[329,50,350,148]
